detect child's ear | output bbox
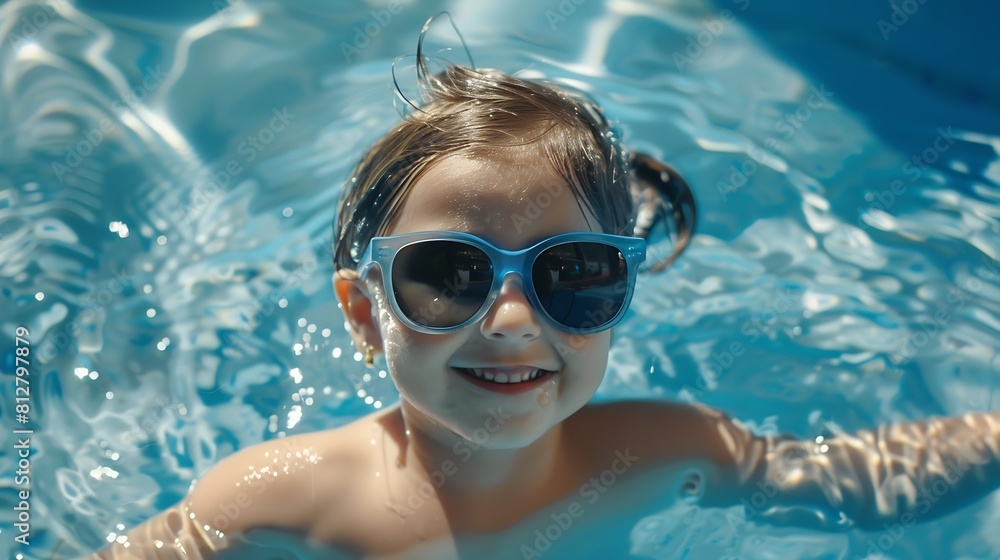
[333,270,383,355]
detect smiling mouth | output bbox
[456,367,548,384]
[452,367,557,392]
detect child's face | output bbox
[356,150,611,448]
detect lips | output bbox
[452,364,558,394]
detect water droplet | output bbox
[536,385,551,407]
[109,221,130,238]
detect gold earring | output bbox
[363,343,375,368]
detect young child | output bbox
[83,36,1000,560]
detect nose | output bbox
[479,273,541,341]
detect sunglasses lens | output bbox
[532,242,628,330]
[392,241,493,328]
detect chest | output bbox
[316,458,703,559]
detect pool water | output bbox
[1,0,998,558]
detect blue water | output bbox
[1,0,999,558]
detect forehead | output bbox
[389,152,598,247]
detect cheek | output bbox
[377,320,428,400]
[374,299,462,380]
[377,313,425,375]
[561,330,611,365]
[368,278,409,348]
[556,330,611,392]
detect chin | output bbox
[451,405,573,449]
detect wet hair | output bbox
[332,60,634,272]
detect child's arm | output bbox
[78,500,225,559]
[77,436,329,559]
[703,408,1000,530]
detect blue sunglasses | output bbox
[356,231,647,335]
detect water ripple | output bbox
[1,0,998,558]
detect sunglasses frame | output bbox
[355,230,647,335]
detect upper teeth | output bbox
[467,368,544,383]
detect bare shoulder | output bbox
[567,400,755,469]
[184,414,376,538]
[81,415,377,558]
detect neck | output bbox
[389,401,567,500]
